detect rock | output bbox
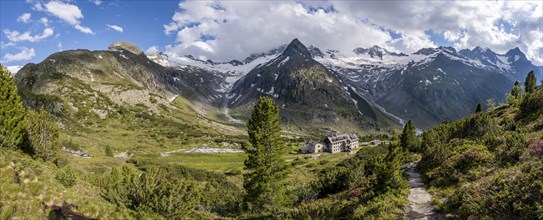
[62,147,93,158]
[114,152,132,160]
[108,42,143,55]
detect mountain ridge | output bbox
[13,39,543,131]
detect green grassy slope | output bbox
[418,84,543,218]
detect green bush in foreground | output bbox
[26,108,60,161]
[451,159,543,219]
[105,145,114,157]
[103,165,202,219]
[55,167,77,188]
[292,144,408,219]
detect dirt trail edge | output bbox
[403,163,437,220]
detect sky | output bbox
[1,0,542,71]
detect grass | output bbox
[0,149,132,219]
[137,152,247,171]
[131,147,366,187]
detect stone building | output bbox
[324,134,359,153]
[299,134,359,154]
[299,140,324,154]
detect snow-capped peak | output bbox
[353,45,407,59]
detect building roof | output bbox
[326,134,358,144]
[307,140,323,146]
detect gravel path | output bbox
[404,163,437,220]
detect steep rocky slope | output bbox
[318,45,542,128]
[228,39,400,133]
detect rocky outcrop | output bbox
[108,42,143,55]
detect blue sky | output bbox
[1,0,178,67]
[1,0,542,69]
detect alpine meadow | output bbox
[1,1,542,219]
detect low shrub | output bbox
[427,143,492,185]
[55,167,77,188]
[450,160,543,219]
[103,165,202,219]
[105,145,113,157]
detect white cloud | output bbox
[164,1,391,61]
[40,17,49,26]
[74,24,94,34]
[163,22,178,35]
[57,42,63,51]
[6,66,23,75]
[163,1,543,65]
[4,28,54,42]
[93,0,102,6]
[328,1,543,64]
[106,24,124,32]
[1,47,35,63]
[1,41,16,49]
[45,1,94,34]
[45,1,82,25]
[17,13,31,23]
[32,2,44,11]
[145,46,160,54]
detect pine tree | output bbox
[400,120,417,152]
[376,143,405,192]
[243,96,290,213]
[511,81,522,98]
[508,81,523,105]
[26,107,60,161]
[475,103,483,113]
[525,70,537,94]
[0,64,27,149]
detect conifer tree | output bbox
[475,103,483,113]
[511,81,522,98]
[508,81,523,105]
[525,70,537,94]
[26,108,60,161]
[400,120,417,152]
[376,143,404,192]
[0,64,27,149]
[242,96,290,213]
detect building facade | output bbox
[299,140,324,154]
[299,134,359,154]
[324,134,359,153]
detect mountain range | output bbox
[13,39,542,134]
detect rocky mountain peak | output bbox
[282,38,311,58]
[413,47,439,55]
[473,46,485,53]
[505,47,527,62]
[308,45,324,58]
[108,42,143,55]
[437,46,457,54]
[507,47,522,55]
[243,45,287,64]
[354,45,407,58]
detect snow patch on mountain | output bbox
[278,56,290,67]
[147,49,282,93]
